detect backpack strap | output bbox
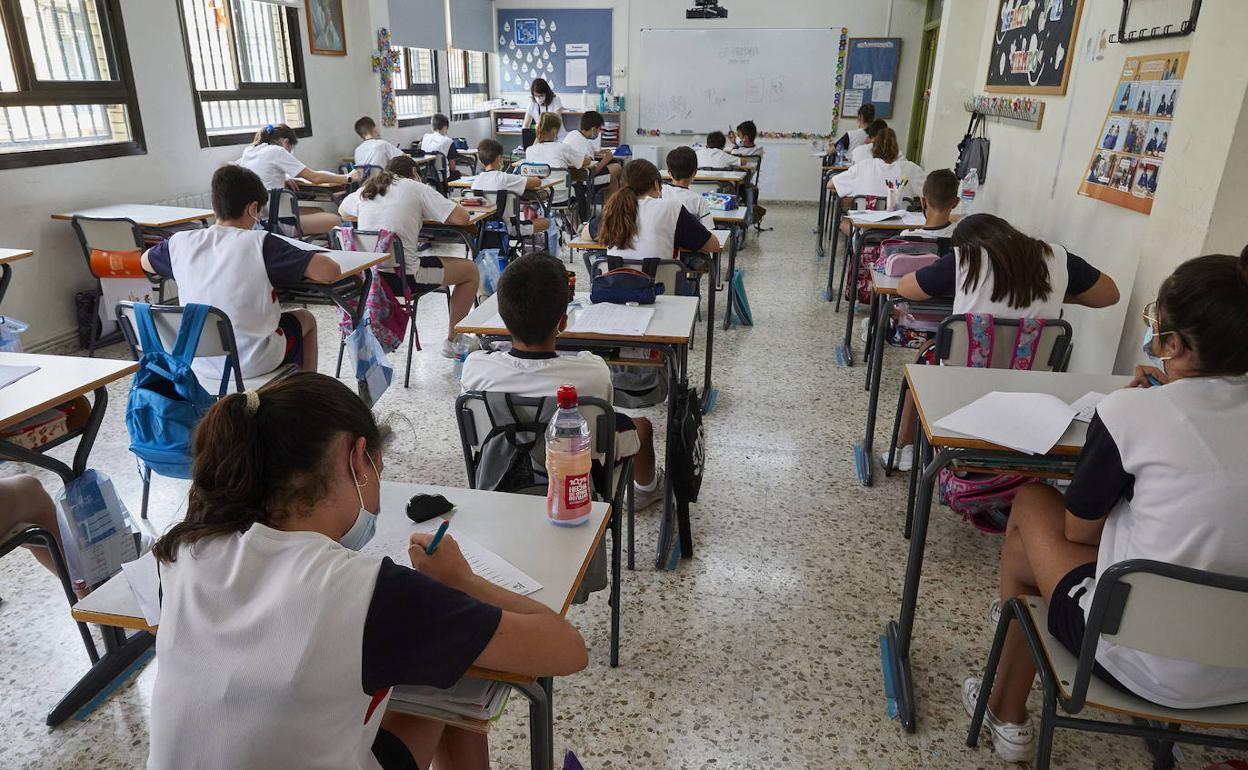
[964,313,995,368]
[131,303,166,356]
[640,257,660,279]
[170,303,210,365]
[338,223,356,251]
[1009,318,1046,370]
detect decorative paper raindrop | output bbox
[499,35,505,46]
[543,32,551,43]
[525,51,533,62]
[539,19,546,29]
[550,42,556,52]
[545,62,553,73]
[550,21,557,32]
[542,49,550,61]
[508,41,516,51]
[503,21,511,32]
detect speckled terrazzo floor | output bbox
[0,204,1234,769]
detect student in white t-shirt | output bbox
[849,119,888,165]
[520,77,565,133]
[587,158,719,261]
[462,254,665,510]
[143,165,342,378]
[562,110,621,194]
[472,138,549,236]
[963,251,1248,764]
[726,120,765,158]
[695,131,742,169]
[352,116,402,170]
[146,372,588,770]
[419,113,461,181]
[898,168,959,239]
[338,156,479,359]
[236,124,359,236]
[525,112,590,204]
[830,128,925,204]
[828,104,877,157]
[661,146,715,228]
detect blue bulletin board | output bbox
[843,37,902,119]
[496,9,613,93]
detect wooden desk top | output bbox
[906,366,1131,456]
[846,212,926,230]
[457,293,698,345]
[51,205,214,228]
[341,206,496,228]
[295,178,346,191]
[569,229,731,254]
[449,175,560,190]
[870,270,904,297]
[398,152,437,165]
[711,208,747,224]
[0,248,33,265]
[661,169,748,183]
[0,353,136,431]
[822,164,850,172]
[325,250,390,279]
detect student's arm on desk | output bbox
[898,251,954,302]
[443,204,472,227]
[303,253,343,283]
[409,533,588,677]
[1066,273,1120,308]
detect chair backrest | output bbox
[115,301,244,393]
[588,255,693,297]
[71,216,145,273]
[266,188,303,237]
[473,188,526,225]
[934,315,1072,372]
[339,227,406,277]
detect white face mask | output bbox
[341,452,380,551]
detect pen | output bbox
[425,520,450,555]
[1146,373,1162,387]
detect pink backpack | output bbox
[336,227,410,354]
[878,238,942,276]
[843,196,887,305]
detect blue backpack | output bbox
[125,304,219,479]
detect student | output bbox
[1145,127,1160,155]
[831,104,877,156]
[338,156,479,359]
[850,119,889,165]
[0,475,66,579]
[562,111,621,194]
[880,214,1120,471]
[472,138,550,236]
[352,116,403,170]
[661,146,715,229]
[726,120,764,158]
[964,250,1248,764]
[236,124,357,236]
[419,113,461,181]
[1159,130,1169,154]
[899,169,958,239]
[588,159,719,260]
[695,131,742,169]
[829,128,926,235]
[525,112,590,204]
[461,254,665,510]
[143,165,339,378]
[146,372,588,770]
[520,77,565,132]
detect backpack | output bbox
[125,303,219,479]
[877,237,944,276]
[611,363,670,408]
[843,196,887,305]
[667,382,704,561]
[956,112,991,184]
[937,314,1047,531]
[335,228,409,353]
[471,392,558,494]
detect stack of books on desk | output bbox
[387,677,511,733]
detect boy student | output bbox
[849,119,889,165]
[142,165,341,379]
[420,113,461,181]
[726,120,764,157]
[831,104,877,156]
[472,138,550,236]
[695,131,741,169]
[461,253,666,511]
[899,169,959,239]
[563,110,622,194]
[661,146,715,228]
[352,116,403,170]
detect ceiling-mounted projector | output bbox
[687,0,727,19]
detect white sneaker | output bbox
[879,444,914,472]
[989,598,1002,629]
[963,677,1036,764]
[441,334,481,359]
[859,316,871,342]
[632,470,665,510]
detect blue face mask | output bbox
[1141,326,1174,372]
[341,453,380,551]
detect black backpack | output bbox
[470,393,557,495]
[665,383,705,563]
[956,112,991,184]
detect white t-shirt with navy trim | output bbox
[237,143,306,191]
[354,139,402,170]
[339,177,457,255]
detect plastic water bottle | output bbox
[545,384,592,527]
[959,169,979,215]
[452,340,469,380]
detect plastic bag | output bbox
[55,470,150,590]
[0,315,28,352]
[546,227,561,259]
[475,248,504,296]
[344,310,393,407]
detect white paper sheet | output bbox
[872,80,893,102]
[852,73,872,89]
[1069,391,1107,423]
[850,209,907,223]
[412,519,542,596]
[566,303,655,336]
[120,550,162,626]
[0,364,38,390]
[933,391,1077,455]
[476,311,506,330]
[565,58,588,87]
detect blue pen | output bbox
[425,520,450,555]
[1146,373,1162,387]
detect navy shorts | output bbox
[380,257,444,298]
[1047,562,1133,696]
[277,312,304,366]
[372,727,421,770]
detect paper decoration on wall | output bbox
[987,0,1085,94]
[540,19,546,29]
[550,42,557,52]
[503,21,510,31]
[542,49,550,61]
[370,28,401,127]
[515,18,537,46]
[550,21,557,31]
[544,32,551,43]
[1079,51,1186,215]
[545,62,553,73]
[499,35,505,46]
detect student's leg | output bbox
[298,209,343,236]
[379,712,445,769]
[631,417,656,486]
[279,309,319,372]
[432,726,489,770]
[0,475,61,575]
[439,257,480,341]
[986,484,1097,725]
[605,161,622,193]
[532,217,550,233]
[897,392,917,447]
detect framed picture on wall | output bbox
[986,0,1085,94]
[306,0,347,56]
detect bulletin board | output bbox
[1078,51,1186,215]
[985,0,1085,94]
[842,37,902,120]
[495,9,613,93]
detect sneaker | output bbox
[989,598,1002,629]
[440,334,481,359]
[859,316,871,342]
[632,470,665,510]
[879,444,914,472]
[962,678,1036,764]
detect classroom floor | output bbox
[0,203,1232,769]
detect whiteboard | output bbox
[638,28,842,134]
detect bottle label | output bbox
[563,472,591,509]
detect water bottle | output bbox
[452,340,469,380]
[545,384,592,527]
[959,169,979,216]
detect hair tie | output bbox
[244,390,260,415]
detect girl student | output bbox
[338,155,480,359]
[587,158,720,260]
[520,77,565,132]
[964,250,1248,765]
[146,373,588,770]
[829,127,926,236]
[882,213,1120,472]
[237,124,360,236]
[524,112,591,205]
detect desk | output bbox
[449,175,560,191]
[660,169,748,185]
[881,366,1131,735]
[0,248,33,306]
[814,161,849,258]
[73,482,610,770]
[833,213,924,366]
[51,204,213,230]
[274,249,389,339]
[711,209,747,331]
[457,294,698,568]
[421,206,496,259]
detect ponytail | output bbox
[253,123,299,147]
[537,111,562,142]
[1152,248,1248,376]
[153,373,379,562]
[362,155,420,200]
[599,159,660,250]
[873,128,900,163]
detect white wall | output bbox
[492,0,927,200]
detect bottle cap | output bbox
[556,384,578,408]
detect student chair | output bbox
[116,301,297,519]
[1,523,100,666]
[264,188,304,239]
[539,170,584,254]
[472,189,541,256]
[455,391,633,668]
[421,151,451,195]
[70,216,168,357]
[347,164,383,193]
[834,195,922,313]
[969,560,1248,770]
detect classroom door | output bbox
[906,25,940,165]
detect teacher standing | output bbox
[521,78,566,134]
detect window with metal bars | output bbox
[448,48,489,119]
[175,0,310,147]
[0,0,144,168]
[395,46,437,126]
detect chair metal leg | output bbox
[404,318,416,388]
[627,477,635,572]
[1036,683,1058,770]
[140,465,151,520]
[334,338,345,378]
[967,598,1019,747]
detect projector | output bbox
[687,0,727,19]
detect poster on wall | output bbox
[496,9,612,95]
[1079,52,1186,215]
[842,38,902,119]
[986,0,1085,94]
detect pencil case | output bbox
[701,192,738,211]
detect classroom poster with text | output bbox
[1078,51,1186,215]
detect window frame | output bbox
[448,48,489,120]
[0,0,146,169]
[173,0,312,148]
[395,46,438,128]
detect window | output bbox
[395,46,437,126]
[448,48,489,118]
[175,0,310,147]
[0,0,144,168]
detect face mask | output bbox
[1141,326,1175,372]
[341,452,380,551]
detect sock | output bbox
[635,475,658,491]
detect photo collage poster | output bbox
[1079,51,1187,214]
